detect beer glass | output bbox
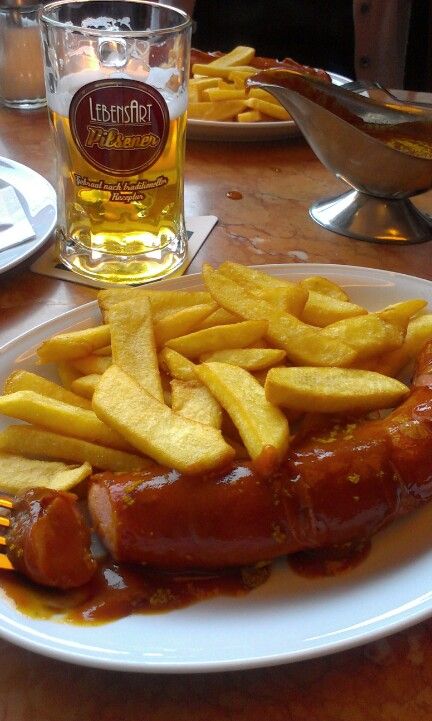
[39,0,191,284]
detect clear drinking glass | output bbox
[39,0,192,285]
[0,0,46,110]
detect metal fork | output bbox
[0,498,13,570]
[341,79,432,109]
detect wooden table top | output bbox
[2,100,432,720]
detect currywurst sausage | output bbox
[189,48,331,83]
[8,488,96,588]
[88,341,432,570]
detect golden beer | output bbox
[49,102,187,283]
[40,1,192,285]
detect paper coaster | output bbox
[30,215,218,289]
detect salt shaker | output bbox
[0,0,46,109]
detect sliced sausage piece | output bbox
[8,487,96,588]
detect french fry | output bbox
[217,78,243,90]
[265,366,409,414]
[254,286,308,314]
[202,265,357,367]
[3,370,92,410]
[153,302,217,347]
[193,307,240,331]
[144,291,213,321]
[376,299,427,328]
[248,87,283,105]
[301,291,367,327]
[321,314,405,360]
[196,361,290,465]
[0,391,131,451]
[356,313,432,376]
[191,65,256,79]
[108,297,163,402]
[98,288,212,322]
[189,84,199,103]
[200,45,255,68]
[57,361,81,390]
[237,110,263,123]
[245,97,290,120]
[166,320,268,358]
[228,69,256,85]
[299,275,349,301]
[70,374,101,399]
[170,379,222,429]
[218,261,307,316]
[158,347,197,381]
[204,87,247,101]
[97,287,151,317]
[189,76,219,97]
[0,452,91,494]
[252,369,302,422]
[92,365,235,474]
[72,355,112,376]
[0,425,150,472]
[38,325,110,363]
[199,347,286,371]
[94,345,112,356]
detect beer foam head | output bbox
[47,66,187,119]
[81,16,133,31]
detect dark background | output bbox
[406,0,431,90]
[191,0,432,90]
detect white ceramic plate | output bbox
[187,72,351,142]
[2,263,432,673]
[0,157,57,274]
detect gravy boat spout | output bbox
[248,69,432,244]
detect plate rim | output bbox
[0,156,57,274]
[2,262,432,673]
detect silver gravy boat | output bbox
[248,69,432,244]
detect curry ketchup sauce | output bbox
[0,556,271,625]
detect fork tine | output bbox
[0,555,13,570]
[0,499,14,571]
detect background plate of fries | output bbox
[3,263,432,672]
[187,71,350,142]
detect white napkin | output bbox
[0,185,36,250]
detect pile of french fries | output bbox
[189,46,292,123]
[1,261,432,495]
